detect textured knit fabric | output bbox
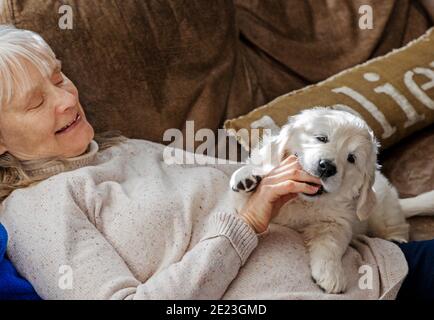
[0,139,408,299]
[0,223,40,300]
[22,139,100,179]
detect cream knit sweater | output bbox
[0,139,408,299]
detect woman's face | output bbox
[0,59,94,160]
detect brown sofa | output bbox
[1,0,433,239]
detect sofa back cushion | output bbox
[1,0,431,145]
[0,0,259,143]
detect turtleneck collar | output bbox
[23,140,99,179]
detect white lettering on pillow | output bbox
[331,86,396,139]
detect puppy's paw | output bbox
[381,223,410,244]
[385,235,408,244]
[311,259,347,294]
[230,166,263,193]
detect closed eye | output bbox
[28,99,44,111]
[51,71,64,86]
[54,76,64,86]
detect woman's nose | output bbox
[53,88,77,114]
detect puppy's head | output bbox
[275,107,378,220]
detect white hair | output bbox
[0,25,58,107]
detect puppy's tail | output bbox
[400,190,434,218]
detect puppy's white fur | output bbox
[230,107,434,294]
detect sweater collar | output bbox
[23,140,99,178]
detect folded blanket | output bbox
[0,223,40,300]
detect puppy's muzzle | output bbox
[317,159,337,178]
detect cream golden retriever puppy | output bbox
[230,107,434,294]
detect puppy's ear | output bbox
[356,171,376,221]
[253,118,294,170]
[356,124,379,221]
[273,123,293,162]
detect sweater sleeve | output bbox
[1,188,257,300]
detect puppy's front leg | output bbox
[304,222,352,294]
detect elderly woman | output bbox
[0,25,432,300]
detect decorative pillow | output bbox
[224,27,434,151]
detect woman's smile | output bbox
[55,112,82,135]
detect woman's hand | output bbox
[239,155,322,234]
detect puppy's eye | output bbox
[316,136,328,143]
[347,154,356,164]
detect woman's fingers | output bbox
[281,154,298,165]
[268,160,301,176]
[263,168,321,186]
[263,153,321,185]
[262,179,319,201]
[238,154,317,234]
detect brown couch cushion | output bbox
[381,124,434,240]
[235,0,432,103]
[0,0,262,143]
[1,0,432,145]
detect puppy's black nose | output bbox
[318,159,337,178]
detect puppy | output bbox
[230,107,434,294]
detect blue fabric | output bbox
[0,223,41,300]
[396,239,434,300]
